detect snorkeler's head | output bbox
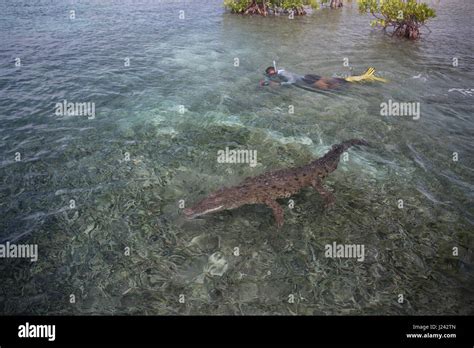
[265,66,277,76]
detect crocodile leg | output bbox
[263,198,284,228]
[311,178,335,208]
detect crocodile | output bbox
[184,139,368,227]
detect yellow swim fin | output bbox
[345,67,388,83]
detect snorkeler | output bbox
[260,66,387,90]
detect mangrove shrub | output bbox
[358,0,436,39]
[224,0,321,16]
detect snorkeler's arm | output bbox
[269,80,283,87]
[260,79,281,87]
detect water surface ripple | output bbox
[0,0,472,314]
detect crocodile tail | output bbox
[344,67,388,83]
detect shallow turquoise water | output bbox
[0,0,473,314]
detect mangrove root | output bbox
[244,1,268,16]
[330,0,343,9]
[242,1,306,16]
